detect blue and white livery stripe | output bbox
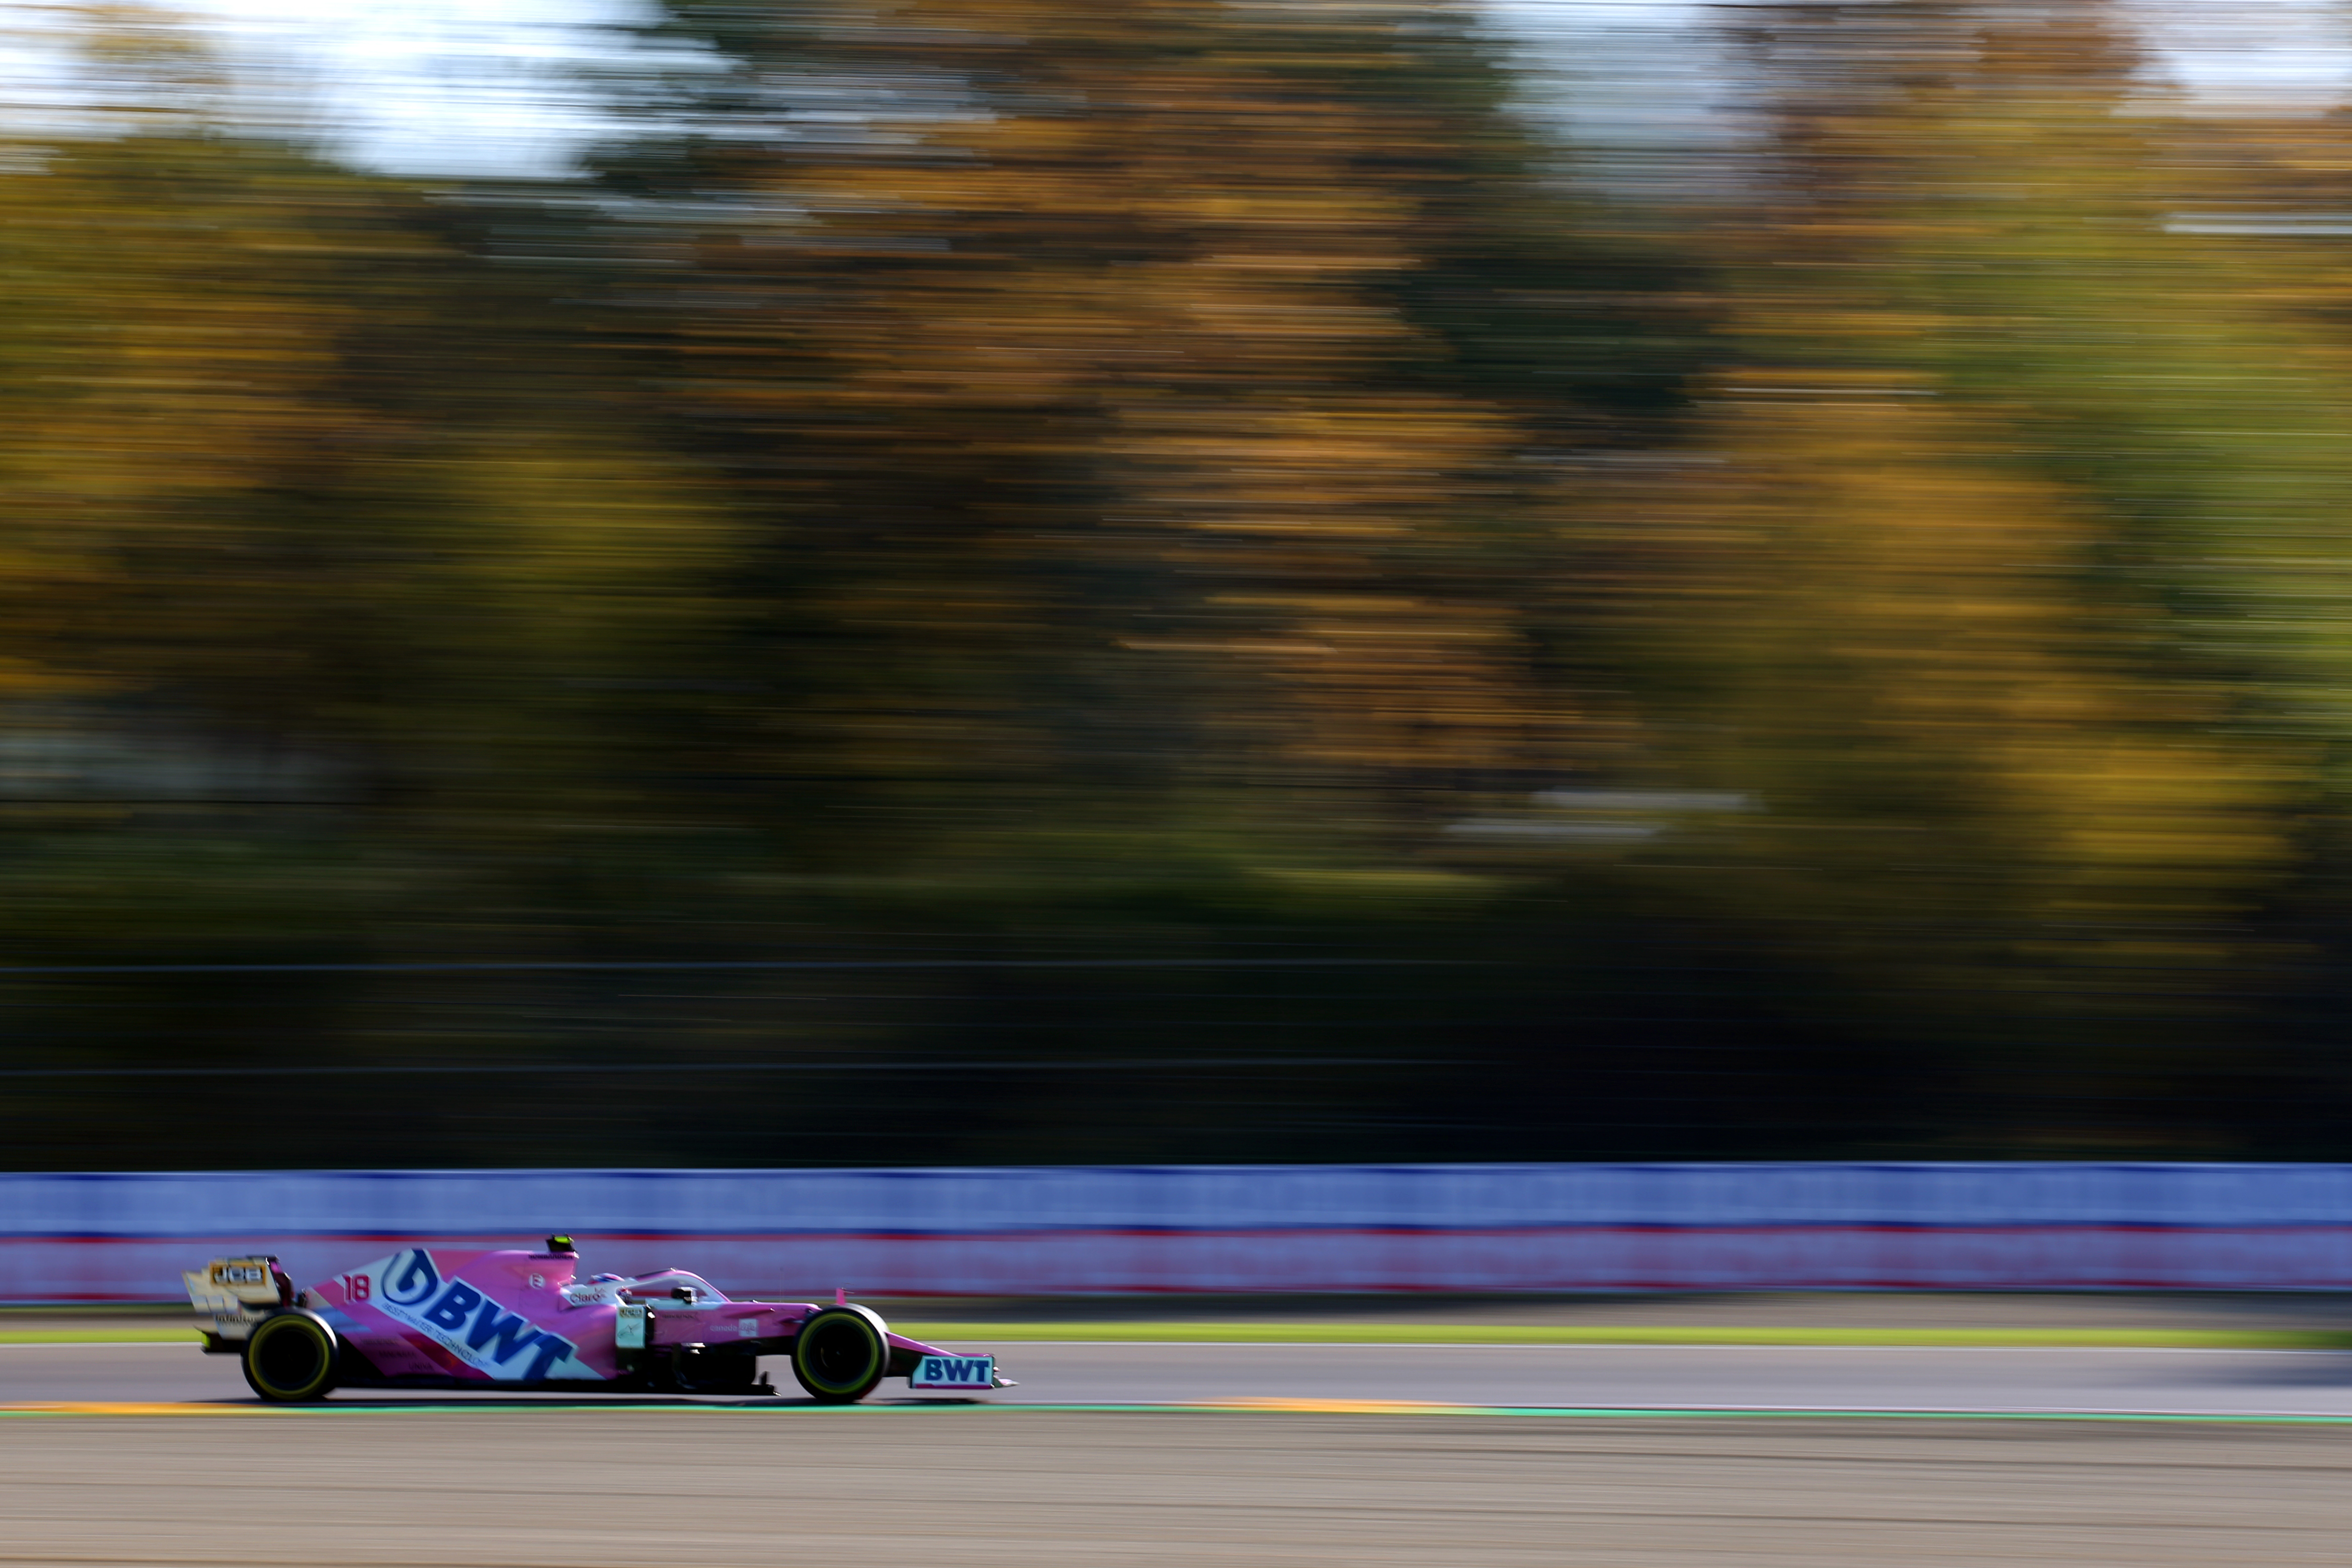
[358,1250,595,1381]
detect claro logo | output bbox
[369,1251,578,1381]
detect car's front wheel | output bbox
[790,1306,890,1404]
[242,1310,340,1402]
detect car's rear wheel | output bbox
[243,1310,339,1402]
[791,1306,889,1404]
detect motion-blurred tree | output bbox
[1650,0,2347,1147]
[16,0,2352,1166]
[586,0,1707,897]
[0,19,755,1169]
[0,121,738,925]
[0,4,1739,1167]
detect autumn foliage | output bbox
[5,0,2352,1166]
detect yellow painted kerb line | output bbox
[0,1402,287,1416]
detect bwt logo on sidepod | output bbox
[372,1249,579,1381]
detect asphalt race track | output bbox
[7,1343,2352,1565]
[10,1338,2352,1416]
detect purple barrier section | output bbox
[6,1163,2352,1302]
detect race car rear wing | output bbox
[184,1256,293,1339]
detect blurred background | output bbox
[5,0,2352,1170]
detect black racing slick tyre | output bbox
[791,1306,890,1404]
[242,1310,340,1402]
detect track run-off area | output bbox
[0,1342,2347,1564]
[12,1337,2352,1419]
[6,1308,2352,1568]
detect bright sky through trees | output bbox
[10,0,2345,176]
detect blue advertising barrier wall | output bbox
[9,1162,2352,1303]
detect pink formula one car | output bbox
[184,1237,1009,1404]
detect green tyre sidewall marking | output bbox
[792,1307,888,1404]
[243,1311,339,1403]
